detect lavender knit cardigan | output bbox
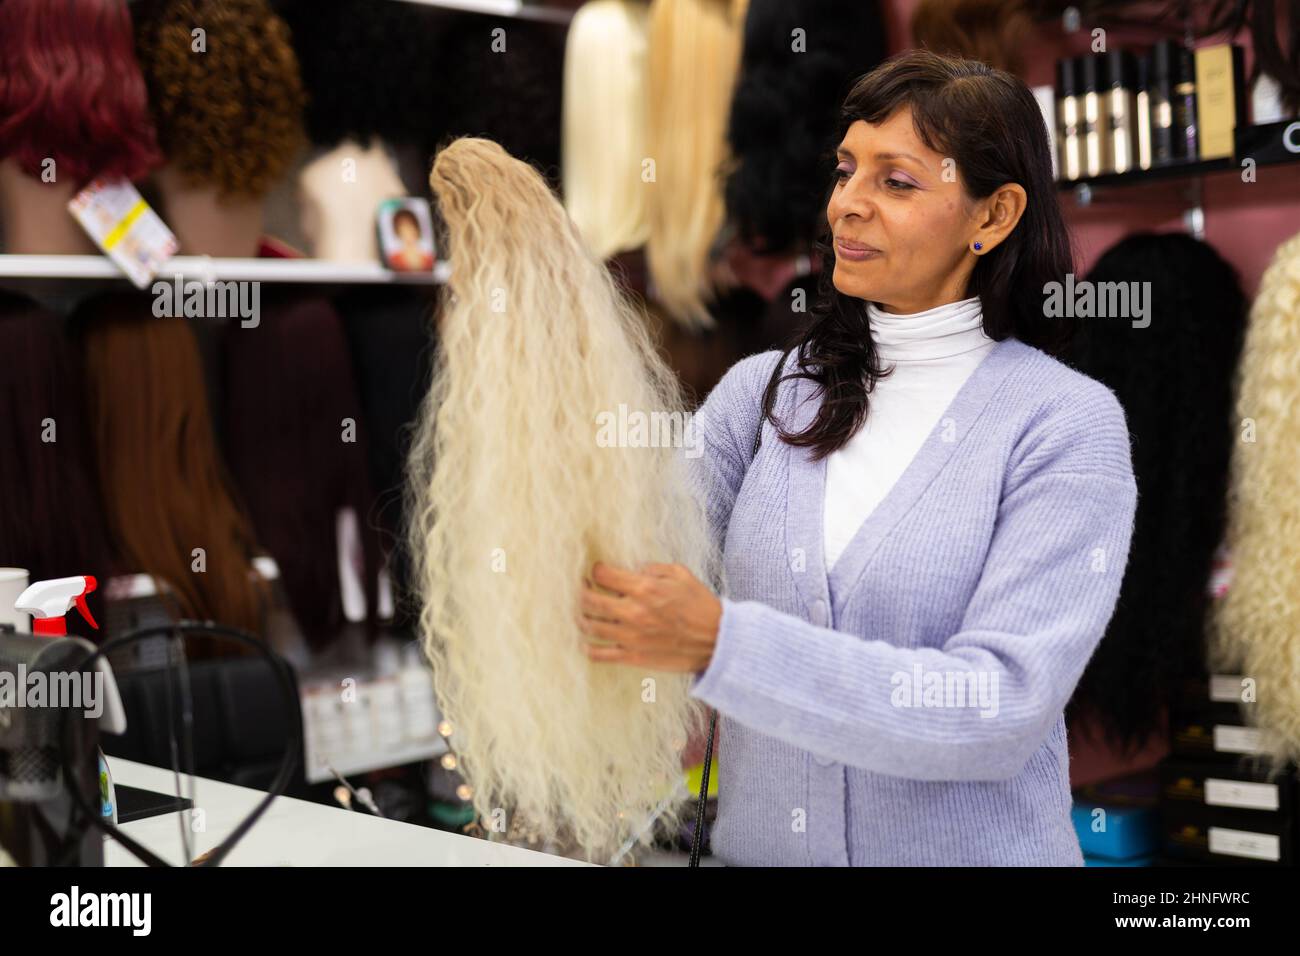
[687,336,1138,866]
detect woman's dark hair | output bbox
[760,49,1076,459]
[392,208,421,236]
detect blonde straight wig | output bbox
[562,0,651,261]
[410,137,719,861]
[644,0,749,329]
[1211,229,1300,763]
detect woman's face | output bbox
[827,109,983,314]
[397,218,420,244]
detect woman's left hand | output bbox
[579,561,722,673]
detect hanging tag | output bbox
[68,178,179,289]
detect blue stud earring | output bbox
[972,242,983,252]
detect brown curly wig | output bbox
[134,0,306,198]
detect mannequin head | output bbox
[298,141,405,262]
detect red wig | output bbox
[0,0,162,186]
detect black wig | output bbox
[0,292,115,617]
[222,292,383,648]
[724,0,886,256]
[276,0,444,149]
[429,16,567,188]
[1065,232,1248,753]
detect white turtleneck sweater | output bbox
[823,296,996,570]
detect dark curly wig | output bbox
[1066,233,1248,753]
[430,16,567,188]
[134,0,306,197]
[724,0,887,255]
[276,0,445,149]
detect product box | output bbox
[1159,757,1298,865]
[1194,43,1246,160]
[1168,675,1265,761]
[1160,758,1297,817]
[1072,770,1160,862]
[1160,802,1294,865]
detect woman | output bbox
[578,50,1138,865]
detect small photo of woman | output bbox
[378,199,435,272]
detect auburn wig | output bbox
[0,293,115,618]
[645,0,750,328]
[0,0,161,186]
[410,137,718,861]
[133,0,306,198]
[223,293,382,649]
[73,294,269,638]
[911,0,1033,76]
[562,0,651,261]
[724,0,886,255]
[1065,234,1247,753]
[1211,228,1300,762]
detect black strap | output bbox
[688,397,767,866]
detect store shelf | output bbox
[1059,157,1238,195]
[390,0,574,24]
[0,254,451,285]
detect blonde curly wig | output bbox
[409,137,718,861]
[134,0,305,198]
[1211,228,1300,763]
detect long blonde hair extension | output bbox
[644,0,749,329]
[1210,228,1300,763]
[562,0,651,261]
[410,136,719,861]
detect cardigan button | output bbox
[810,599,828,627]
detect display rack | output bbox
[1057,145,1300,240]
[0,254,451,285]
[390,0,574,24]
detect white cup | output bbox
[0,568,31,633]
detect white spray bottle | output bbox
[13,575,120,825]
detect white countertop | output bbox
[105,758,591,867]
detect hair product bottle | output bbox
[1056,56,1082,180]
[1149,40,1177,165]
[1102,49,1138,174]
[1079,54,1112,176]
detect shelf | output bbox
[0,255,451,285]
[1059,157,1238,194]
[389,0,573,24]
